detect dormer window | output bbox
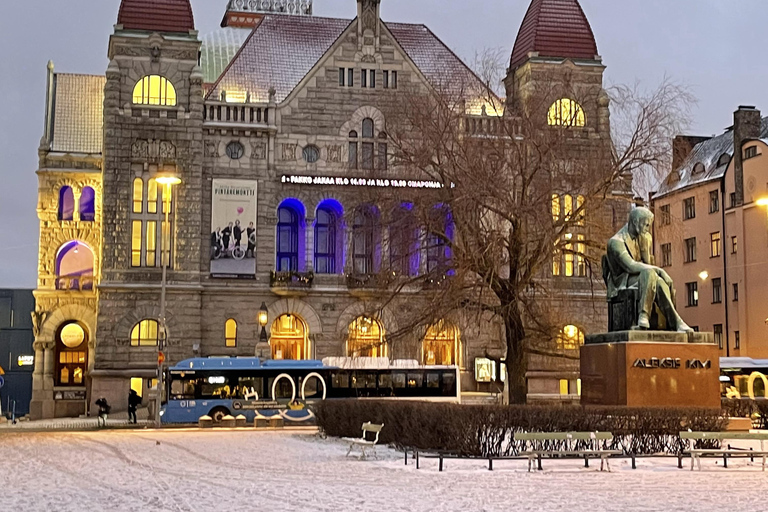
[132,75,177,107]
[548,99,585,128]
[717,153,730,167]
[692,163,705,175]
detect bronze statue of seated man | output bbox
[603,207,693,333]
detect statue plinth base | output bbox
[580,331,720,408]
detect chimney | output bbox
[672,135,711,172]
[733,105,762,205]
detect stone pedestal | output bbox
[580,331,720,408]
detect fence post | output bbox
[677,455,683,469]
[537,454,543,471]
[439,454,444,472]
[488,457,493,471]
[723,453,728,469]
[416,450,420,470]
[404,449,408,466]
[584,455,589,468]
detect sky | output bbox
[0,0,767,288]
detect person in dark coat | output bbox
[233,220,243,249]
[247,222,256,258]
[95,397,111,427]
[128,390,141,424]
[222,223,233,255]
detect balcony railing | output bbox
[270,271,314,291]
[203,101,273,128]
[56,275,95,292]
[346,273,391,290]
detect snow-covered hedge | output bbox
[316,401,727,456]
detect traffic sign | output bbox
[0,376,5,389]
[0,364,5,376]
[158,352,166,365]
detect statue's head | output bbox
[628,207,654,237]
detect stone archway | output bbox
[266,298,322,359]
[335,301,399,357]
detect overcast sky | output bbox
[0,0,766,288]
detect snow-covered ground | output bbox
[1,430,765,511]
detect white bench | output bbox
[515,432,622,472]
[343,422,384,460]
[681,431,768,471]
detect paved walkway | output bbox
[0,408,153,431]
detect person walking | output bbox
[128,390,141,424]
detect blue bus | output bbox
[162,357,460,424]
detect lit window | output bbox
[131,220,142,267]
[59,186,75,221]
[132,178,143,214]
[547,99,586,127]
[422,321,460,366]
[131,319,159,347]
[552,240,562,276]
[347,316,386,358]
[225,319,237,348]
[551,194,561,221]
[711,232,721,258]
[686,282,698,307]
[576,234,586,276]
[559,379,570,396]
[147,178,158,214]
[55,241,95,291]
[146,221,157,267]
[564,195,574,220]
[564,234,574,277]
[576,195,585,225]
[557,325,584,350]
[271,314,310,360]
[132,76,177,107]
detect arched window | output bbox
[55,322,88,386]
[315,204,340,274]
[270,314,310,360]
[422,321,461,366]
[56,241,94,291]
[132,178,144,214]
[352,206,379,275]
[277,204,300,272]
[132,76,177,107]
[58,186,75,221]
[390,204,418,276]
[349,118,384,170]
[362,118,374,138]
[557,325,585,350]
[225,319,237,348]
[347,316,386,358]
[718,153,730,167]
[548,98,586,127]
[79,186,96,222]
[693,162,705,174]
[131,319,159,347]
[147,178,158,214]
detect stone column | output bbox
[305,215,315,273]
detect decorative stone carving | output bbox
[31,311,49,339]
[204,142,219,158]
[281,143,297,160]
[159,141,177,160]
[227,0,313,15]
[327,145,342,163]
[132,139,177,161]
[251,142,267,160]
[131,140,149,159]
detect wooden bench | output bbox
[343,422,384,460]
[681,431,768,471]
[515,432,622,472]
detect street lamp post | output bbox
[259,302,269,343]
[154,172,182,427]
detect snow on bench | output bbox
[681,431,768,471]
[515,431,622,472]
[343,422,384,460]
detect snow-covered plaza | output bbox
[1,429,765,511]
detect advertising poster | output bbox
[210,179,258,278]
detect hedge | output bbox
[722,399,768,428]
[316,400,728,457]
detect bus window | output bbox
[198,375,230,398]
[378,373,392,389]
[170,377,194,399]
[442,372,457,394]
[407,373,423,388]
[274,377,293,400]
[426,372,440,388]
[332,373,349,388]
[365,373,377,389]
[302,375,323,399]
[351,373,362,389]
[393,373,406,388]
[238,377,263,399]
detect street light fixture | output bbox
[259,302,269,344]
[155,171,181,427]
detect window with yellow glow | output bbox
[147,178,158,214]
[131,220,142,267]
[551,194,561,221]
[146,221,157,267]
[564,195,574,221]
[132,76,177,107]
[225,319,238,348]
[56,321,87,387]
[422,321,461,366]
[559,379,570,395]
[557,325,585,350]
[548,98,586,127]
[131,319,159,347]
[576,234,586,276]
[564,234,574,277]
[347,316,387,358]
[271,314,310,360]
[553,241,562,276]
[576,195,585,225]
[132,178,144,214]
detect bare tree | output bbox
[346,57,693,404]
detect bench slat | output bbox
[680,432,768,441]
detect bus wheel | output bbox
[209,407,230,423]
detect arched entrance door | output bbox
[347,317,387,358]
[422,321,461,366]
[270,314,310,360]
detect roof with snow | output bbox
[117,0,195,33]
[655,118,768,197]
[510,0,599,70]
[207,14,491,104]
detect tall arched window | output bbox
[422,321,461,366]
[225,319,237,348]
[58,186,75,221]
[131,319,159,347]
[352,206,379,275]
[132,75,177,106]
[132,178,144,214]
[315,206,338,274]
[56,241,94,291]
[277,204,300,272]
[271,314,310,360]
[55,322,88,386]
[349,118,385,170]
[79,186,96,222]
[347,316,387,358]
[390,204,417,276]
[548,98,586,127]
[557,325,585,350]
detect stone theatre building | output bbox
[31,0,617,418]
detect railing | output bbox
[346,273,390,290]
[56,276,95,292]
[464,115,520,138]
[270,271,314,290]
[423,274,451,290]
[203,101,272,126]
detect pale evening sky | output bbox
[0,0,766,288]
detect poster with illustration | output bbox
[210,179,258,278]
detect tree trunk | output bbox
[503,309,527,405]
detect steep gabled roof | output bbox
[117,0,195,33]
[208,14,492,105]
[50,74,105,155]
[510,0,598,70]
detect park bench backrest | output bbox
[680,431,768,441]
[362,422,384,443]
